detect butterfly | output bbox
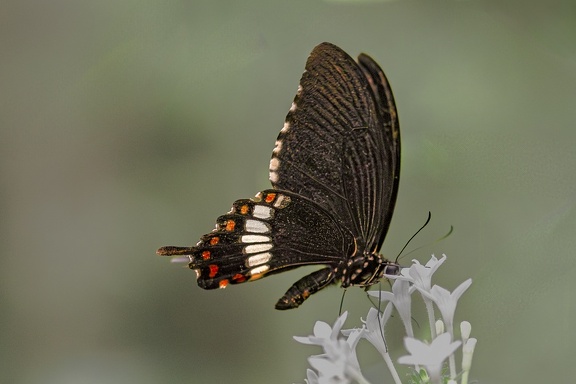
[157,42,401,310]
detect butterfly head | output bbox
[382,260,401,277]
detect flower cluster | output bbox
[294,255,477,384]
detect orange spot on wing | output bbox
[225,219,235,231]
[265,193,276,203]
[232,273,246,283]
[210,237,219,245]
[208,264,219,278]
[240,204,249,215]
[219,279,229,289]
[249,273,264,281]
[201,251,210,260]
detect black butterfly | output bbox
[158,42,401,310]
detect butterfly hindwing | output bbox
[181,190,354,290]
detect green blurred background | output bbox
[2,0,575,383]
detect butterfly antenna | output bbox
[394,211,432,263]
[399,224,454,261]
[439,225,454,241]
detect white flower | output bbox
[294,312,348,346]
[460,321,472,343]
[306,337,365,384]
[427,279,472,332]
[390,255,448,340]
[462,338,477,371]
[435,319,445,335]
[392,254,446,292]
[368,278,414,337]
[461,337,478,384]
[398,333,461,383]
[304,368,319,384]
[295,312,369,384]
[358,307,388,357]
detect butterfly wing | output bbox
[269,42,400,253]
[157,190,354,290]
[356,53,400,251]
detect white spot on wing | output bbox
[241,234,271,243]
[169,256,191,264]
[280,121,290,133]
[269,171,279,183]
[244,243,273,254]
[272,140,282,154]
[245,219,270,233]
[246,252,272,267]
[289,102,297,112]
[273,194,290,208]
[269,157,280,171]
[249,265,270,276]
[253,205,272,219]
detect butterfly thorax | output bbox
[338,251,400,288]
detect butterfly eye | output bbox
[384,263,401,276]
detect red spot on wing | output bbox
[210,237,219,245]
[219,279,229,288]
[201,251,210,260]
[232,273,246,283]
[208,264,219,278]
[265,193,276,203]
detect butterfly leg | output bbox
[275,267,335,310]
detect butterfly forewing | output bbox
[357,53,401,251]
[269,42,399,251]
